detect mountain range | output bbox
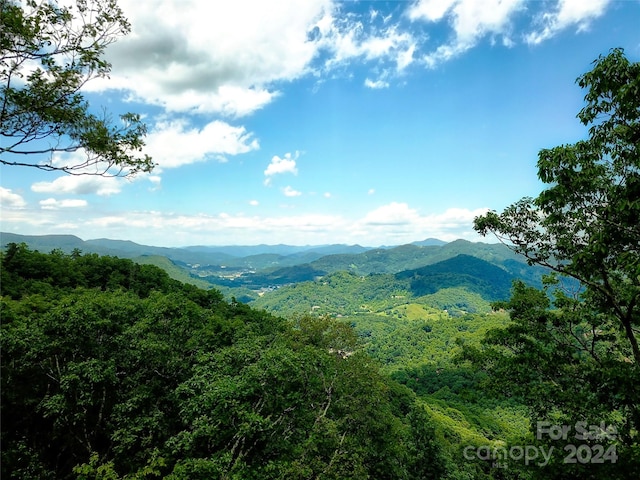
[1,232,553,306]
[0,232,369,266]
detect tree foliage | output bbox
[474,47,640,363]
[472,48,640,477]
[1,246,449,479]
[0,0,154,176]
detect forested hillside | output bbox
[2,244,454,479]
[6,242,631,479]
[250,254,534,319]
[397,254,515,300]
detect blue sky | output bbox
[2,0,639,247]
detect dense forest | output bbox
[2,229,636,479]
[2,243,492,479]
[0,241,601,479]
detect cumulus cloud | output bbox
[408,0,458,22]
[82,0,424,116]
[264,152,299,185]
[145,120,259,170]
[0,187,27,209]
[86,0,334,116]
[525,0,611,45]
[70,0,615,126]
[32,176,123,196]
[40,198,88,210]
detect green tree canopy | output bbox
[471,48,640,478]
[1,246,449,479]
[0,0,154,176]
[474,47,640,363]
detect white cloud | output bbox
[82,1,423,114]
[362,202,420,225]
[364,78,390,89]
[361,29,413,62]
[525,0,611,45]
[409,0,525,66]
[40,198,88,210]
[0,208,73,231]
[449,0,523,44]
[249,200,259,206]
[408,0,457,22]
[85,0,334,117]
[145,120,259,170]
[31,176,124,196]
[320,15,418,73]
[0,187,27,209]
[0,200,490,246]
[131,85,277,118]
[282,186,302,197]
[409,0,614,67]
[11,0,618,127]
[357,203,489,243]
[78,210,348,246]
[396,43,416,70]
[264,152,299,185]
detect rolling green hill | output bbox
[306,239,547,283]
[397,254,515,300]
[250,261,509,320]
[252,254,519,318]
[308,243,441,274]
[251,270,412,316]
[1,233,370,270]
[132,255,213,289]
[0,232,86,252]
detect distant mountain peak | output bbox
[411,238,447,247]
